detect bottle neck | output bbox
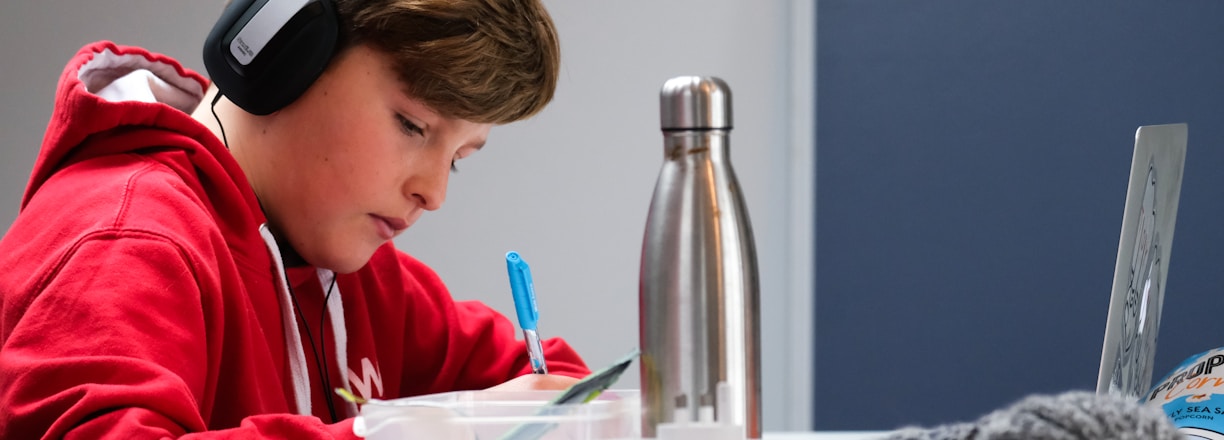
[662,129,731,161]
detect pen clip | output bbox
[506,251,539,330]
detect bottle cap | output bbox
[659,76,732,130]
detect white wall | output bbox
[0,0,813,431]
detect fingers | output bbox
[485,374,580,392]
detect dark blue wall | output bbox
[815,0,1224,430]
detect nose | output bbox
[404,158,449,211]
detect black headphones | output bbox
[203,0,340,115]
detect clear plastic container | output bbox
[353,389,641,440]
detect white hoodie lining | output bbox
[79,48,204,113]
[259,224,312,416]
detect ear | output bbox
[203,0,339,115]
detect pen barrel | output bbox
[523,329,549,374]
[640,76,761,438]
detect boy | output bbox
[0,0,589,437]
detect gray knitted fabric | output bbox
[883,391,1183,440]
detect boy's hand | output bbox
[485,374,579,392]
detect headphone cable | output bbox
[209,92,230,149]
[319,274,340,421]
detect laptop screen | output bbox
[1097,123,1188,399]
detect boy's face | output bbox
[249,44,491,273]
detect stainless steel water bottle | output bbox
[639,76,762,439]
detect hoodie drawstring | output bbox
[259,224,352,418]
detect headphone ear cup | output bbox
[203,0,339,115]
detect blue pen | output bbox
[506,251,548,374]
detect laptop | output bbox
[1097,123,1189,398]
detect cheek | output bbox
[314,142,409,210]
[310,127,400,180]
[274,112,409,208]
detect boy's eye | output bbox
[396,114,424,136]
[397,113,459,173]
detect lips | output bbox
[372,215,409,240]
[380,216,409,231]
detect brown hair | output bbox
[333,0,560,124]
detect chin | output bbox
[328,260,368,275]
[312,246,379,274]
[335,254,377,274]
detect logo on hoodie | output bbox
[348,357,384,401]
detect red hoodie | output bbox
[0,42,589,439]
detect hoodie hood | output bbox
[28,42,205,204]
[26,41,265,245]
[18,41,344,418]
